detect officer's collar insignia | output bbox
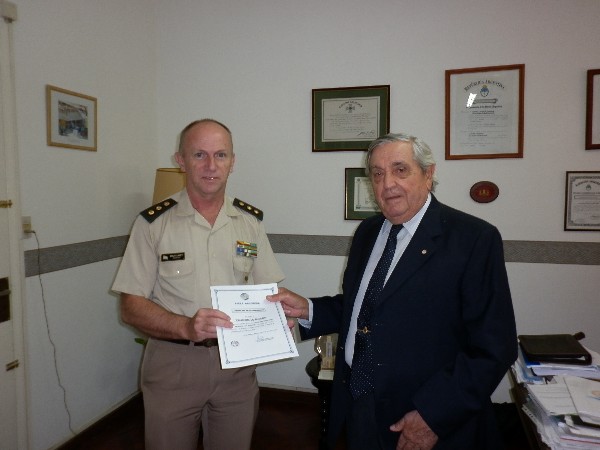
[140,198,178,223]
[233,198,263,221]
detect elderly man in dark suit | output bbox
[268,133,517,450]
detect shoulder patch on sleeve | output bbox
[140,198,178,223]
[233,198,263,221]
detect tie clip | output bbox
[358,326,370,334]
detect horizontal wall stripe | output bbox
[268,235,600,265]
[268,234,352,257]
[25,236,130,277]
[24,234,600,277]
[502,240,600,265]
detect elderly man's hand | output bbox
[390,410,438,450]
[267,287,310,322]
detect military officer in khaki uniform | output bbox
[112,119,284,450]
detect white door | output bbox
[0,2,26,447]
[0,162,18,449]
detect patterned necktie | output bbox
[349,224,402,399]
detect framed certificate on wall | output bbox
[345,168,380,220]
[445,64,524,160]
[313,85,390,152]
[564,171,600,231]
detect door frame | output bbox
[1,1,29,447]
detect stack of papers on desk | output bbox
[564,415,600,439]
[524,376,600,448]
[516,338,600,448]
[565,376,600,426]
[514,348,546,384]
[527,378,576,416]
[523,398,600,449]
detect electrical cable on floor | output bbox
[32,230,76,436]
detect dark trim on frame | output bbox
[24,235,600,277]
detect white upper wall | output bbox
[155,0,600,241]
[14,0,159,249]
[14,0,599,245]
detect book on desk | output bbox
[519,332,592,365]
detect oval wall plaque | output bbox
[470,181,499,203]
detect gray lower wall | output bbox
[24,234,600,277]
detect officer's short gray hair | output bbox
[177,119,233,154]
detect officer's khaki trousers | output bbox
[141,338,259,450]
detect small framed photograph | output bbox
[345,168,380,220]
[46,85,97,151]
[313,85,390,152]
[564,171,600,231]
[445,64,524,160]
[586,69,600,150]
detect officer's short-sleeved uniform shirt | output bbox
[112,190,285,317]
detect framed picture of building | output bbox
[46,85,97,151]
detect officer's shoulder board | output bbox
[140,198,178,223]
[233,198,263,221]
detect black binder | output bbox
[518,332,592,365]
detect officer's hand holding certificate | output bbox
[210,283,299,369]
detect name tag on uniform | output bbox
[161,252,185,261]
[236,241,257,258]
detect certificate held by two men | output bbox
[210,283,299,369]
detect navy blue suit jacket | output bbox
[302,196,517,449]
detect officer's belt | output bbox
[157,338,218,347]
